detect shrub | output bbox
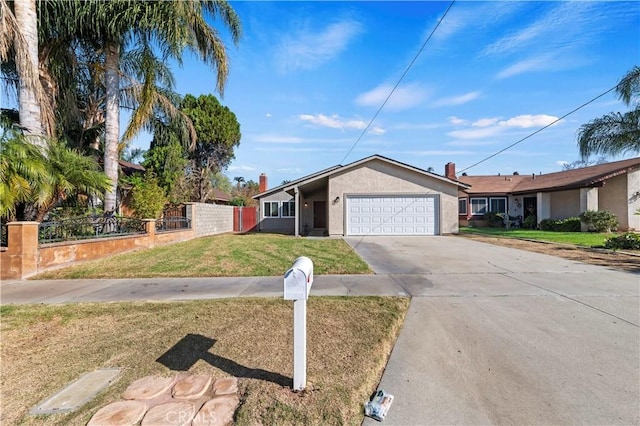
[522,215,537,229]
[539,217,581,232]
[604,232,640,250]
[579,210,618,232]
[130,174,167,219]
[483,211,505,227]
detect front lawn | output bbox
[33,233,371,279]
[0,297,409,425]
[460,227,617,247]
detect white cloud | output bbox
[447,114,561,139]
[265,113,272,118]
[277,19,363,72]
[298,113,366,130]
[499,114,559,128]
[393,122,444,130]
[472,117,500,128]
[277,167,303,174]
[556,160,569,167]
[433,91,480,107]
[227,164,256,172]
[356,83,429,111]
[448,116,468,126]
[448,126,503,140]
[496,54,556,79]
[369,126,386,135]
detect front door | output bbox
[523,196,537,219]
[313,201,327,228]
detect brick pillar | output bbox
[144,219,156,248]
[3,222,40,280]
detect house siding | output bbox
[327,160,459,235]
[258,191,296,233]
[550,190,580,219]
[600,170,639,230]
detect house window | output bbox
[282,200,295,217]
[489,197,507,214]
[264,201,279,217]
[470,198,487,216]
[458,198,467,215]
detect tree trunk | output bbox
[104,42,120,212]
[14,0,44,145]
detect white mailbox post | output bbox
[284,256,313,391]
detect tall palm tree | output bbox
[79,0,241,212]
[0,0,55,142]
[577,66,640,159]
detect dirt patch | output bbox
[457,233,640,274]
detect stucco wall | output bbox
[599,170,639,230]
[627,169,640,230]
[256,191,295,233]
[327,160,460,235]
[550,189,581,218]
[190,203,234,237]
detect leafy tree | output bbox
[127,172,167,219]
[211,171,233,194]
[577,66,640,159]
[181,94,241,202]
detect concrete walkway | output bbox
[2,236,639,425]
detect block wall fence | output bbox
[0,203,234,280]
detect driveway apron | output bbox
[345,236,640,425]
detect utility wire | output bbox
[458,85,618,174]
[339,0,456,165]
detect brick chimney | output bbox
[259,173,268,193]
[444,162,456,180]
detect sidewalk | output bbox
[0,275,408,305]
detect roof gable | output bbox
[253,154,469,199]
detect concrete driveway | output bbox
[345,236,639,425]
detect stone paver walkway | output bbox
[88,374,238,426]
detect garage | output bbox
[346,194,439,236]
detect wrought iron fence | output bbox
[39,215,146,244]
[1,223,7,247]
[156,216,191,232]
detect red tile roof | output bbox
[459,157,640,195]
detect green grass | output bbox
[1,297,409,426]
[460,226,618,247]
[33,233,371,279]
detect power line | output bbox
[339,0,456,165]
[458,85,618,174]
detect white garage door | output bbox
[346,195,439,236]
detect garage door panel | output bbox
[346,195,438,236]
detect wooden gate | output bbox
[233,206,257,232]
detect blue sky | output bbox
[134,1,639,187]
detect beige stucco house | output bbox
[253,155,469,236]
[457,157,640,231]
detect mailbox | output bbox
[284,256,313,300]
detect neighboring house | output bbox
[252,155,469,236]
[209,189,232,205]
[456,157,640,231]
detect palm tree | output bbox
[32,139,111,222]
[577,66,640,159]
[84,0,241,212]
[0,0,55,143]
[0,127,48,219]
